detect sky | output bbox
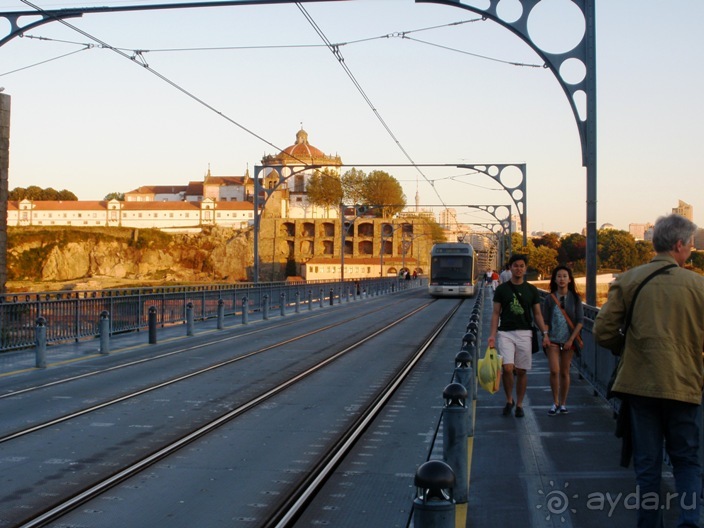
[1,0,702,235]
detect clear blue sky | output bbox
[1,0,702,234]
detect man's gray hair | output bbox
[652,214,697,252]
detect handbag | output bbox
[610,263,677,356]
[531,326,540,354]
[550,293,583,355]
[508,282,541,354]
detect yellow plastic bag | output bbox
[477,347,503,394]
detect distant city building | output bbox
[629,223,652,241]
[511,214,522,234]
[672,200,693,221]
[439,208,458,230]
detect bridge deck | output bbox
[0,287,697,527]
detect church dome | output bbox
[262,128,342,167]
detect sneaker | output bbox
[559,405,569,414]
[515,406,525,418]
[502,401,515,416]
[548,404,559,416]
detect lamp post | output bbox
[340,203,365,284]
[379,223,404,278]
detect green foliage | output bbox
[9,186,78,201]
[597,229,639,270]
[341,168,367,205]
[336,168,407,218]
[689,250,704,270]
[361,170,406,218]
[559,233,587,263]
[7,244,55,280]
[130,229,173,249]
[530,245,559,278]
[305,169,343,209]
[104,192,125,201]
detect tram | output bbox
[428,242,476,297]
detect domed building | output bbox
[260,128,343,219]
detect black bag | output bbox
[531,326,540,354]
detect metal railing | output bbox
[0,277,423,353]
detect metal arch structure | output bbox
[1,0,597,304]
[455,163,526,246]
[421,0,597,305]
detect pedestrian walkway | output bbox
[462,288,695,528]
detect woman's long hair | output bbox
[549,265,580,300]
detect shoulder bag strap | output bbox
[551,292,583,347]
[621,263,677,337]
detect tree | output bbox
[306,169,343,212]
[635,240,654,265]
[56,189,78,201]
[534,232,560,251]
[531,245,559,279]
[559,233,587,264]
[361,170,406,218]
[8,186,77,201]
[689,251,704,271]
[104,192,125,201]
[598,229,638,270]
[340,168,366,205]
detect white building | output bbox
[8,198,255,231]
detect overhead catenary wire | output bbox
[16,0,318,169]
[295,2,449,211]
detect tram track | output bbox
[21,301,459,528]
[2,295,462,527]
[0,297,422,443]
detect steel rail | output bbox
[266,299,464,527]
[16,299,437,528]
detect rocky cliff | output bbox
[6,226,254,291]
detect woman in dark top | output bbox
[542,265,584,416]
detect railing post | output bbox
[217,298,224,330]
[242,296,249,325]
[280,292,286,317]
[295,291,300,313]
[453,350,474,437]
[148,306,157,344]
[319,289,324,308]
[35,316,47,368]
[99,310,110,354]
[412,460,456,528]
[186,302,194,336]
[263,294,269,320]
[308,290,313,311]
[442,383,468,503]
[329,288,334,306]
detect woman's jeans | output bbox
[629,395,702,528]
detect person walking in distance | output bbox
[499,263,512,284]
[487,254,550,418]
[542,265,583,416]
[595,214,704,528]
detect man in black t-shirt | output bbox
[487,254,550,418]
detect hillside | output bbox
[6,226,254,292]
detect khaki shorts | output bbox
[497,330,533,370]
